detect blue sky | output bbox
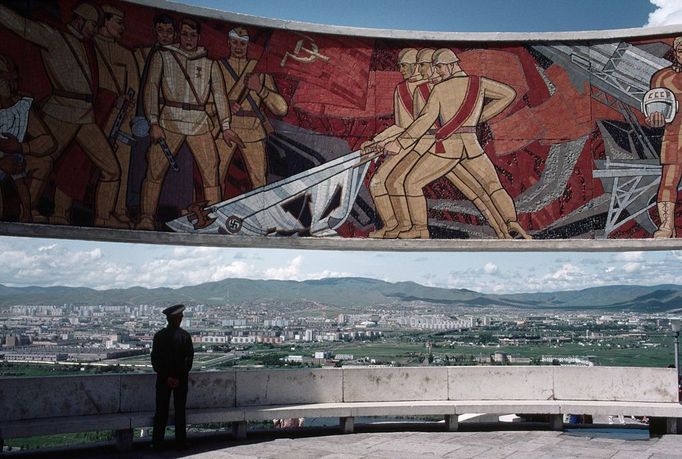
[1,0,681,293]
[189,0,659,32]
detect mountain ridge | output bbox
[1,278,681,312]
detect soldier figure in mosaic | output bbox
[137,18,241,230]
[51,4,139,226]
[361,48,423,238]
[0,2,124,227]
[645,36,682,238]
[217,27,288,191]
[384,48,529,239]
[134,14,177,79]
[384,48,530,239]
[0,54,56,222]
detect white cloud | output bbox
[263,255,304,280]
[483,262,498,274]
[646,0,682,27]
[623,262,642,273]
[547,263,581,281]
[614,251,644,262]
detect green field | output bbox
[1,333,675,379]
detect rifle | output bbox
[158,138,180,172]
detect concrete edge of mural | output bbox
[2,222,682,252]
[135,0,682,42]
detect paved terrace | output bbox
[6,425,682,458]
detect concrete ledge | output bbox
[3,399,682,440]
[2,367,681,441]
[243,403,353,421]
[4,222,682,252]
[453,400,563,414]
[558,401,682,417]
[346,401,457,417]
[185,408,245,424]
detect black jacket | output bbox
[151,325,194,378]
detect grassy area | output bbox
[4,431,112,451]
[0,362,139,377]
[1,334,675,379]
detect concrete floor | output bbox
[6,424,682,459]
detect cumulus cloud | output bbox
[646,0,682,27]
[0,242,260,289]
[547,263,581,281]
[0,243,123,289]
[613,251,644,262]
[261,255,351,281]
[263,255,303,280]
[483,262,498,274]
[623,262,642,273]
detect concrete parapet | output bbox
[1,366,681,443]
[342,367,449,402]
[552,367,678,402]
[0,374,121,421]
[448,366,554,401]
[236,368,342,406]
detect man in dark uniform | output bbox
[151,304,194,450]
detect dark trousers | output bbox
[153,374,188,445]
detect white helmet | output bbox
[642,87,678,123]
[432,48,459,65]
[417,48,435,64]
[398,48,418,65]
[73,3,101,23]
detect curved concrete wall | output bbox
[0,367,678,422]
[1,0,682,250]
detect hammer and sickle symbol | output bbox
[280,33,330,67]
[186,201,216,230]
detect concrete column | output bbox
[232,421,247,440]
[549,414,563,431]
[445,414,459,432]
[666,417,679,434]
[114,428,133,451]
[340,416,354,434]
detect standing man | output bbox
[218,27,288,191]
[645,36,682,239]
[384,48,529,239]
[361,48,422,238]
[0,3,124,228]
[137,18,242,230]
[151,304,194,450]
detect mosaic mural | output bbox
[0,0,681,241]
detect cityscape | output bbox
[2,280,679,376]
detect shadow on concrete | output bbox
[3,421,655,458]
